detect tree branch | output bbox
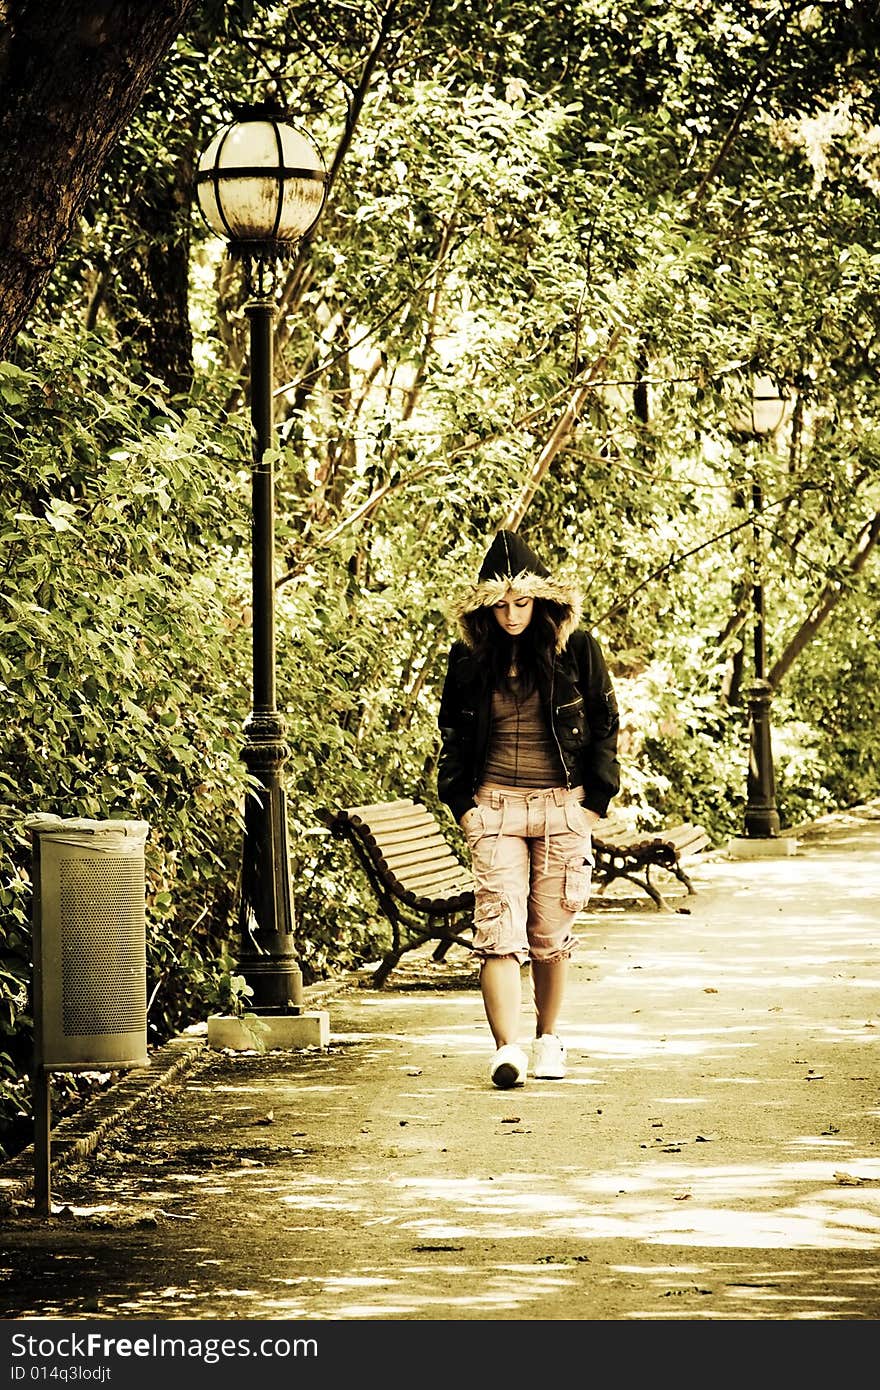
[400,208,458,422]
[502,328,623,531]
[275,464,439,586]
[689,1,796,210]
[281,0,400,316]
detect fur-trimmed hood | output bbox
[451,529,583,652]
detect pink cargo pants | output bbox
[461,784,594,966]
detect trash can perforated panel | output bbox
[59,858,147,1037]
[28,815,150,1072]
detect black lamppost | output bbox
[196,104,326,1011]
[733,375,790,839]
[744,474,779,836]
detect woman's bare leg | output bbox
[480,956,523,1046]
[531,956,568,1037]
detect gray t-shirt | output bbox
[482,682,566,788]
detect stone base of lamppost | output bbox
[207,1010,330,1052]
[727,833,798,859]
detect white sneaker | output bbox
[489,1044,528,1089]
[532,1034,567,1079]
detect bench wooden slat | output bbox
[381,855,465,884]
[350,812,438,838]
[353,830,462,869]
[366,824,450,851]
[345,798,418,817]
[388,853,469,885]
[347,808,430,831]
[392,856,469,889]
[400,867,472,900]
[418,888,473,908]
[660,825,710,852]
[379,841,461,869]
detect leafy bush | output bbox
[0,324,253,1154]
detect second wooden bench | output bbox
[590,812,710,911]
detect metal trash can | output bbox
[27,815,150,1072]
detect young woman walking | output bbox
[437,529,620,1088]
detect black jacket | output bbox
[436,530,620,822]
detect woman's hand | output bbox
[459,806,481,834]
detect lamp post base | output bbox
[743,678,781,841]
[237,710,303,1014]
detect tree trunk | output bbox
[768,510,880,690]
[0,0,198,357]
[106,151,195,395]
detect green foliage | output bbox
[206,962,255,1018]
[615,656,744,842]
[0,322,253,1154]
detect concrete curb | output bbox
[0,975,355,1210]
[0,1035,207,1209]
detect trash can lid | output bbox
[25,814,150,839]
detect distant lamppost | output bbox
[195,103,327,1011]
[732,375,790,838]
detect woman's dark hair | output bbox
[469,597,567,698]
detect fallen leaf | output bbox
[833,1171,865,1186]
[703,987,718,994]
[254,1110,274,1125]
[501,1116,521,1124]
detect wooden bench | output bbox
[321,797,711,984]
[319,798,476,986]
[590,812,710,911]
